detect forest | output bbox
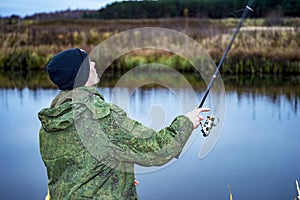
[83,0,300,19]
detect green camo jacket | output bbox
[38,86,193,200]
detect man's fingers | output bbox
[198,107,210,113]
[199,115,205,121]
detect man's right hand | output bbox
[185,107,210,129]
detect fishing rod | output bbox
[200,0,255,137]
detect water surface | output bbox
[0,79,299,200]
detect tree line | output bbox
[83,0,300,19]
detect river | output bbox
[0,75,299,200]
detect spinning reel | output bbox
[200,116,220,137]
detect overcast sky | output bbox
[0,0,123,17]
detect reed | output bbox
[296,180,300,200]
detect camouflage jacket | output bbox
[38,86,193,200]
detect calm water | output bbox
[0,80,299,199]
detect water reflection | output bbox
[1,73,298,118]
[224,75,300,118]
[230,90,298,121]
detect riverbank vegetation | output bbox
[0,17,299,75]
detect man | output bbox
[38,48,209,199]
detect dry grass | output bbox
[0,18,299,74]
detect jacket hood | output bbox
[38,101,73,132]
[38,86,110,133]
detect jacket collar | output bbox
[50,86,104,108]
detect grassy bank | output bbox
[0,18,299,74]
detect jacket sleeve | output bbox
[108,104,194,166]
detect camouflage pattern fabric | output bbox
[38,86,193,199]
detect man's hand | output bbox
[185,107,210,129]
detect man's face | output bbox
[85,61,99,86]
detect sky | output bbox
[0,0,123,17]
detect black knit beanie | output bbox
[46,48,90,90]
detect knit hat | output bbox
[46,48,90,90]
